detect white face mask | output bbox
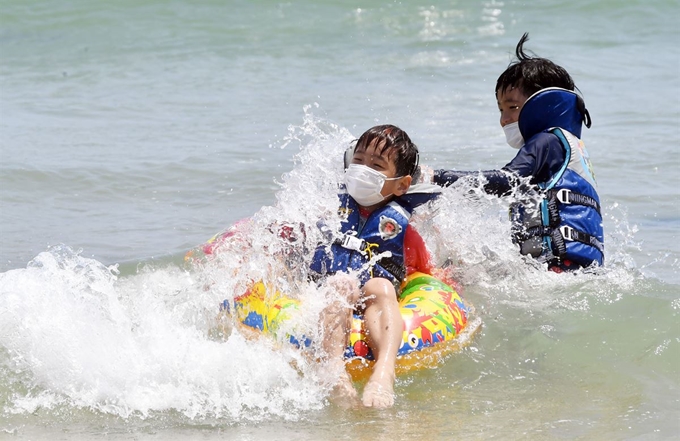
[344,164,400,206]
[503,121,525,149]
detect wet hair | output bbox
[495,33,576,97]
[353,124,419,177]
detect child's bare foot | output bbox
[330,372,359,408]
[361,377,395,408]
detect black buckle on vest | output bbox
[519,224,603,259]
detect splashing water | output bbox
[0,110,655,426]
[0,245,330,421]
[0,109,360,423]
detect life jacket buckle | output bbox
[341,233,367,254]
[556,188,572,204]
[559,225,575,241]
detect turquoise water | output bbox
[1,0,678,439]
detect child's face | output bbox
[497,86,529,127]
[351,140,411,200]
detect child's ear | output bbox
[394,175,412,196]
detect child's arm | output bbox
[404,224,434,275]
[502,132,566,184]
[432,131,565,196]
[433,168,517,197]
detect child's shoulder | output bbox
[394,183,441,214]
[382,200,411,221]
[522,131,566,161]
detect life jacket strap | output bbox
[558,225,604,254]
[379,257,406,282]
[547,188,601,215]
[334,232,406,282]
[518,225,552,242]
[520,225,604,258]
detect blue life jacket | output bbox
[512,88,604,267]
[310,183,441,286]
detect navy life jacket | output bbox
[310,182,441,286]
[512,88,604,267]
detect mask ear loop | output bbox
[409,148,421,183]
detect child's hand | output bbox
[415,165,434,184]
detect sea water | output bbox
[1,0,678,440]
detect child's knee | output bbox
[326,273,361,304]
[363,277,397,302]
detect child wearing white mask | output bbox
[310,124,440,408]
[431,33,604,272]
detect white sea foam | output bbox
[1,0,678,437]
[0,112,656,424]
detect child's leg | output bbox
[360,277,403,408]
[320,274,361,402]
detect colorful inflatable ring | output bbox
[227,271,478,381]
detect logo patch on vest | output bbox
[378,215,402,240]
[337,206,353,220]
[577,140,597,183]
